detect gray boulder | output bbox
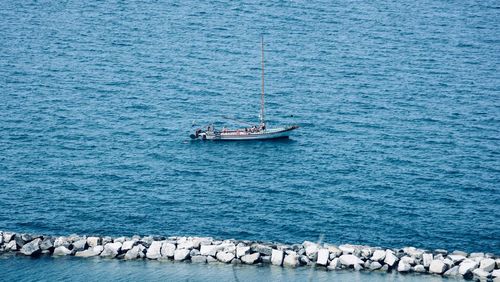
[40,237,54,251]
[252,244,273,256]
[191,255,207,263]
[20,238,41,256]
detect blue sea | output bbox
[0,0,499,280]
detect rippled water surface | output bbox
[1,0,499,258]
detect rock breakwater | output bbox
[1,231,499,281]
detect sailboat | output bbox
[190,38,299,141]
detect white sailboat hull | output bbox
[201,126,298,141]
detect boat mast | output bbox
[260,36,265,125]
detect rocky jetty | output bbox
[1,231,499,281]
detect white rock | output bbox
[371,250,386,261]
[53,246,72,256]
[122,240,136,251]
[283,253,299,268]
[339,254,363,266]
[124,245,141,260]
[400,256,415,265]
[339,244,356,254]
[473,268,490,279]
[470,252,484,258]
[492,269,500,278]
[72,239,87,251]
[20,238,41,256]
[317,249,329,266]
[146,241,162,259]
[177,240,194,250]
[174,249,190,261]
[161,242,176,258]
[236,246,250,258]
[328,258,341,270]
[361,248,372,258]
[443,258,454,268]
[448,254,466,264]
[54,237,69,248]
[459,259,478,275]
[100,242,122,258]
[216,251,234,263]
[496,258,500,268]
[200,245,222,256]
[75,246,103,257]
[3,232,15,242]
[327,245,342,257]
[271,249,284,266]
[223,243,236,254]
[479,258,496,272]
[403,247,424,259]
[241,253,260,264]
[414,264,426,272]
[429,260,447,274]
[422,253,433,267]
[354,263,363,271]
[369,261,383,270]
[86,237,101,247]
[305,244,318,259]
[384,250,398,267]
[398,261,411,272]
[443,265,460,277]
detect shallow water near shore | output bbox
[0,254,451,282]
[0,1,499,278]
